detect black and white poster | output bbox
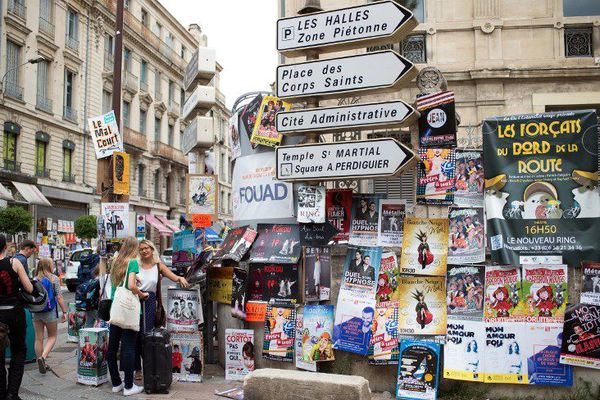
[250,224,301,264]
[297,185,326,223]
[303,246,331,302]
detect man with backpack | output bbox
[14,240,36,277]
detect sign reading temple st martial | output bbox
[276,138,417,181]
[277,1,417,56]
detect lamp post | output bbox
[0,55,45,101]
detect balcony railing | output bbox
[65,35,79,53]
[35,167,51,178]
[36,93,53,113]
[140,80,148,92]
[7,0,26,20]
[2,159,20,173]
[401,34,427,64]
[151,141,187,165]
[39,16,54,37]
[63,173,76,183]
[104,51,114,71]
[123,127,148,152]
[123,71,139,93]
[4,82,23,101]
[63,105,78,123]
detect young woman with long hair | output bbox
[106,237,147,396]
[0,234,33,400]
[134,239,189,379]
[32,258,67,374]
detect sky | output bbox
[160,0,279,110]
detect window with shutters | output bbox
[3,130,18,171]
[154,70,162,100]
[36,60,52,113]
[63,69,77,122]
[154,170,160,199]
[179,177,185,205]
[140,60,148,91]
[5,41,23,101]
[63,148,73,181]
[35,140,48,177]
[154,117,161,142]
[124,47,132,72]
[138,165,145,197]
[141,8,148,27]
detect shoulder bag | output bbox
[109,270,140,331]
[97,274,112,322]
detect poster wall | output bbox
[225,329,255,381]
[396,339,441,400]
[100,203,129,239]
[263,306,296,362]
[400,218,449,276]
[448,207,485,264]
[454,150,484,207]
[326,189,352,242]
[349,194,384,246]
[377,200,406,247]
[483,110,600,267]
[88,111,123,159]
[187,174,218,217]
[416,148,456,205]
[303,246,331,302]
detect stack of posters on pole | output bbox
[297,185,326,223]
[349,194,385,246]
[448,207,485,264]
[249,96,291,148]
[263,305,296,362]
[416,91,457,148]
[303,246,331,302]
[250,224,301,264]
[400,218,449,276]
[454,150,484,207]
[326,189,352,242]
[231,263,249,320]
[333,246,381,356]
[225,329,255,381]
[368,307,399,365]
[295,314,317,372]
[377,200,406,247]
[396,339,441,400]
[260,263,300,307]
[483,110,600,267]
[171,332,204,382]
[214,226,257,262]
[302,305,335,363]
[167,288,204,333]
[560,303,600,370]
[581,261,600,305]
[416,148,456,205]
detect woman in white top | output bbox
[134,239,188,378]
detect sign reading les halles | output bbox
[277,1,417,57]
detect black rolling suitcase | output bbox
[143,321,173,393]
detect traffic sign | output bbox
[276,138,417,182]
[277,1,417,57]
[276,51,416,101]
[276,100,419,135]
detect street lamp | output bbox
[0,54,45,99]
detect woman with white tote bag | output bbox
[106,237,148,396]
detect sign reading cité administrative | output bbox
[276,51,416,101]
[88,111,123,159]
[277,1,417,56]
[276,100,418,135]
[276,138,417,181]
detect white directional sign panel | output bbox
[276,51,416,101]
[276,138,417,182]
[276,100,418,135]
[277,1,417,56]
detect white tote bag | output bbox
[109,271,140,331]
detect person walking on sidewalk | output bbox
[32,258,67,374]
[0,234,34,400]
[14,240,36,277]
[134,239,188,380]
[107,237,147,396]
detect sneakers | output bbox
[37,358,47,374]
[112,383,124,393]
[123,384,144,396]
[134,370,143,381]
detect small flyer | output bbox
[225,329,255,381]
[377,200,406,247]
[295,314,317,372]
[263,306,296,362]
[377,252,398,307]
[396,339,441,400]
[400,218,449,277]
[297,185,326,223]
[448,207,485,264]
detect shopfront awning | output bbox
[0,183,14,201]
[145,215,172,236]
[156,216,180,233]
[12,182,51,206]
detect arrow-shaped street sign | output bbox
[276,100,419,135]
[276,138,418,182]
[276,51,416,101]
[277,1,417,57]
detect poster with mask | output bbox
[396,276,447,340]
[250,224,301,264]
[524,323,573,386]
[171,332,204,382]
[250,96,291,148]
[225,329,255,381]
[231,263,249,320]
[581,261,600,306]
[443,320,485,382]
[100,203,129,239]
[522,264,568,323]
[448,207,485,264]
[454,150,484,207]
[483,323,528,384]
[303,246,331,302]
[560,303,600,370]
[326,189,352,242]
[297,185,326,223]
[484,266,526,323]
[400,218,449,276]
[167,288,204,333]
[416,148,456,205]
[396,339,441,400]
[446,265,485,321]
[349,194,385,246]
[302,305,335,362]
[377,200,406,247]
[483,110,600,267]
[214,225,257,262]
[260,264,300,307]
[263,306,296,362]
[230,113,242,160]
[295,314,317,372]
[368,306,399,365]
[377,252,398,307]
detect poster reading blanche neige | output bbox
[225,329,255,381]
[326,189,352,242]
[484,266,526,323]
[400,218,449,276]
[349,194,385,246]
[522,264,568,323]
[560,303,600,370]
[396,276,447,339]
[262,306,296,362]
[396,339,441,400]
[443,320,485,382]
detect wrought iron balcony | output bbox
[2,159,20,173]
[63,105,78,123]
[63,173,76,183]
[65,35,79,53]
[7,0,26,20]
[39,16,54,37]
[36,93,53,113]
[565,27,593,58]
[35,167,51,178]
[4,82,23,101]
[123,127,147,152]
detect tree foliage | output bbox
[74,215,97,239]
[0,206,32,236]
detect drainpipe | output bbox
[82,7,91,186]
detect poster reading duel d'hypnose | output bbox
[448,207,485,264]
[483,322,528,384]
[483,110,600,267]
[349,194,385,246]
[417,148,456,205]
[454,150,484,207]
[263,306,296,362]
[522,264,568,324]
[400,218,448,277]
[396,276,447,340]
[396,339,440,400]
[581,261,600,306]
[560,303,600,370]
[377,200,406,247]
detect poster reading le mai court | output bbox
[483,110,600,267]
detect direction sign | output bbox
[277,1,417,57]
[276,138,417,182]
[276,100,419,135]
[276,51,416,101]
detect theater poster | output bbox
[326,189,352,242]
[303,246,331,302]
[396,276,447,339]
[231,263,249,320]
[484,266,526,323]
[524,323,573,386]
[446,265,485,321]
[297,185,326,223]
[377,199,406,247]
[341,246,382,296]
[400,218,448,277]
[454,150,484,207]
[448,207,485,264]
[417,148,456,205]
[260,264,300,307]
[581,261,600,306]
[249,96,291,148]
[377,252,398,307]
[522,264,568,323]
[443,320,485,382]
[483,322,528,384]
[214,225,257,262]
[560,303,600,370]
[295,314,317,372]
[302,304,335,362]
[349,194,385,246]
[416,91,457,148]
[262,306,296,362]
[396,339,441,400]
[225,329,254,381]
[483,110,600,267]
[250,224,301,264]
[368,306,399,365]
